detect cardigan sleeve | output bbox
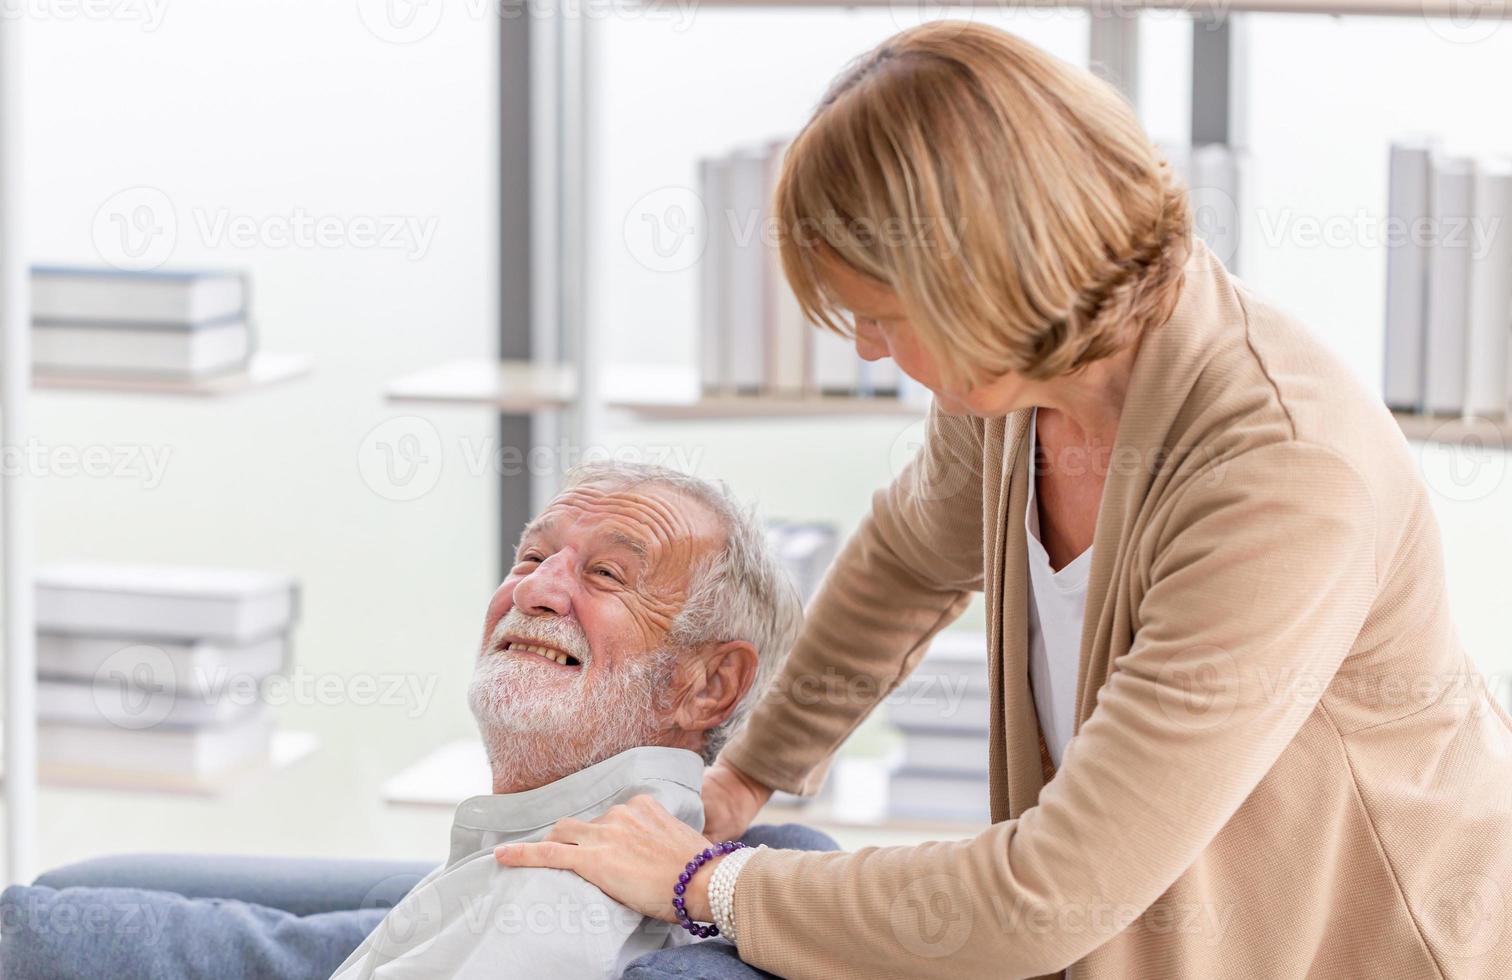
[719,401,988,795]
[728,440,1379,980]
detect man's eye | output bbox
[593,567,621,583]
[517,553,543,565]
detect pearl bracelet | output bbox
[708,843,765,945]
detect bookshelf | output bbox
[691,0,1511,14]
[33,352,313,398]
[1391,411,1512,446]
[7,730,322,798]
[384,357,927,419]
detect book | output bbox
[39,705,274,782]
[887,767,991,823]
[808,325,861,395]
[765,522,839,602]
[698,156,731,394]
[37,632,287,697]
[888,691,991,732]
[1383,138,1436,412]
[32,317,252,379]
[32,267,246,325]
[37,676,262,730]
[1424,153,1475,416]
[897,727,992,774]
[36,564,299,644]
[762,140,808,395]
[725,147,769,394]
[1465,157,1512,418]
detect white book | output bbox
[762,141,808,395]
[899,728,992,774]
[888,767,991,823]
[33,318,252,379]
[37,632,288,697]
[39,706,274,781]
[766,522,839,602]
[1383,138,1436,412]
[37,677,261,730]
[1424,154,1476,416]
[888,691,992,732]
[697,157,731,394]
[725,148,769,393]
[808,326,861,395]
[36,564,299,644]
[32,267,246,325]
[1183,144,1250,274]
[859,357,903,397]
[1465,158,1512,418]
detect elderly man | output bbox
[330,462,805,979]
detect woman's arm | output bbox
[727,440,1378,979]
[718,402,989,796]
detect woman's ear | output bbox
[669,641,759,738]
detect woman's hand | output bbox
[701,760,773,843]
[495,794,723,924]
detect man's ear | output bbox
[669,640,759,737]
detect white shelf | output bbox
[1392,411,1512,447]
[689,0,1510,16]
[2,729,320,797]
[33,352,313,397]
[381,739,983,836]
[384,358,577,411]
[383,358,926,419]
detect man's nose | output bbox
[510,555,573,618]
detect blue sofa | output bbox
[0,824,833,979]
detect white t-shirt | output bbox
[1025,408,1092,767]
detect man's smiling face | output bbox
[482,481,724,676]
[467,480,727,783]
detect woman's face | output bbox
[820,254,1030,417]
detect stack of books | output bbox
[31,267,253,380]
[885,631,992,824]
[697,140,923,402]
[1162,142,1250,274]
[34,563,299,790]
[765,522,839,603]
[1383,139,1512,420]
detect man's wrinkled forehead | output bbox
[520,483,721,577]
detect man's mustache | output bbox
[487,609,593,665]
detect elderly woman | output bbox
[500,21,1512,980]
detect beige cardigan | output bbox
[721,240,1512,979]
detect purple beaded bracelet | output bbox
[672,840,746,938]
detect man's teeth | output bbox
[507,642,576,667]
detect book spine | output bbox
[698,157,729,395]
[1424,154,1475,416]
[1383,140,1434,412]
[1465,159,1512,418]
[726,149,768,394]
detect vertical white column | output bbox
[0,10,36,885]
[1088,4,1140,110]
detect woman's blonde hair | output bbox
[775,21,1192,385]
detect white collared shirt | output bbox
[330,745,705,979]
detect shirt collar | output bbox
[446,745,705,866]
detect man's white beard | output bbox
[467,608,678,789]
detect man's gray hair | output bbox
[563,461,803,764]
